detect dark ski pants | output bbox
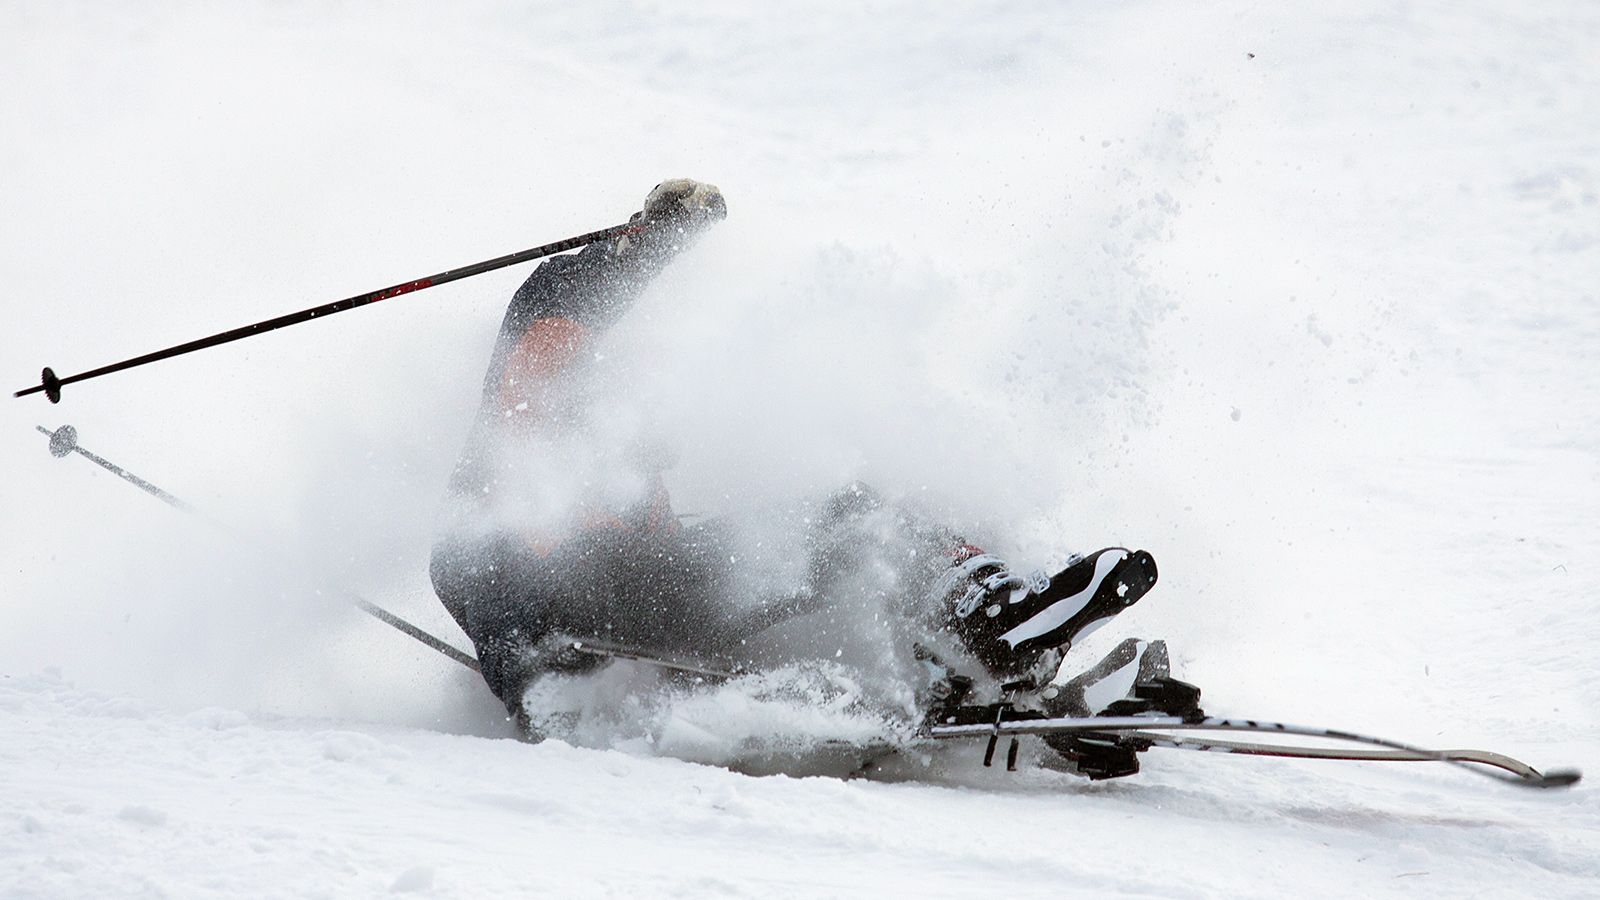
[431,483,962,706]
[430,524,735,704]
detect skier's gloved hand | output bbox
[616,178,726,260]
[641,178,727,225]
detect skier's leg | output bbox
[431,534,530,703]
[798,483,1162,688]
[803,481,964,608]
[429,533,601,711]
[577,522,741,654]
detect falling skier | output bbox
[17,176,1565,788]
[429,179,1200,777]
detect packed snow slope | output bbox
[2,1,1597,897]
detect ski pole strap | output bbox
[14,220,645,403]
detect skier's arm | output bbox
[493,179,727,421]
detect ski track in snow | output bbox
[2,1,1597,897]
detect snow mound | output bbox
[518,661,925,776]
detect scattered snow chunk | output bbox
[185,707,249,730]
[89,696,153,719]
[707,783,748,816]
[390,865,435,893]
[1306,314,1334,347]
[117,805,168,827]
[322,731,388,762]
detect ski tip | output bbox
[42,367,62,404]
[46,424,79,458]
[1529,768,1582,789]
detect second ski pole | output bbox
[36,424,480,672]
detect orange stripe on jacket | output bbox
[498,316,590,422]
[495,315,678,555]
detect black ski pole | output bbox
[15,220,645,403]
[36,424,481,673]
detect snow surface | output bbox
[2,1,1598,896]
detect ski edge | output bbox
[926,715,1581,789]
[1112,731,1543,779]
